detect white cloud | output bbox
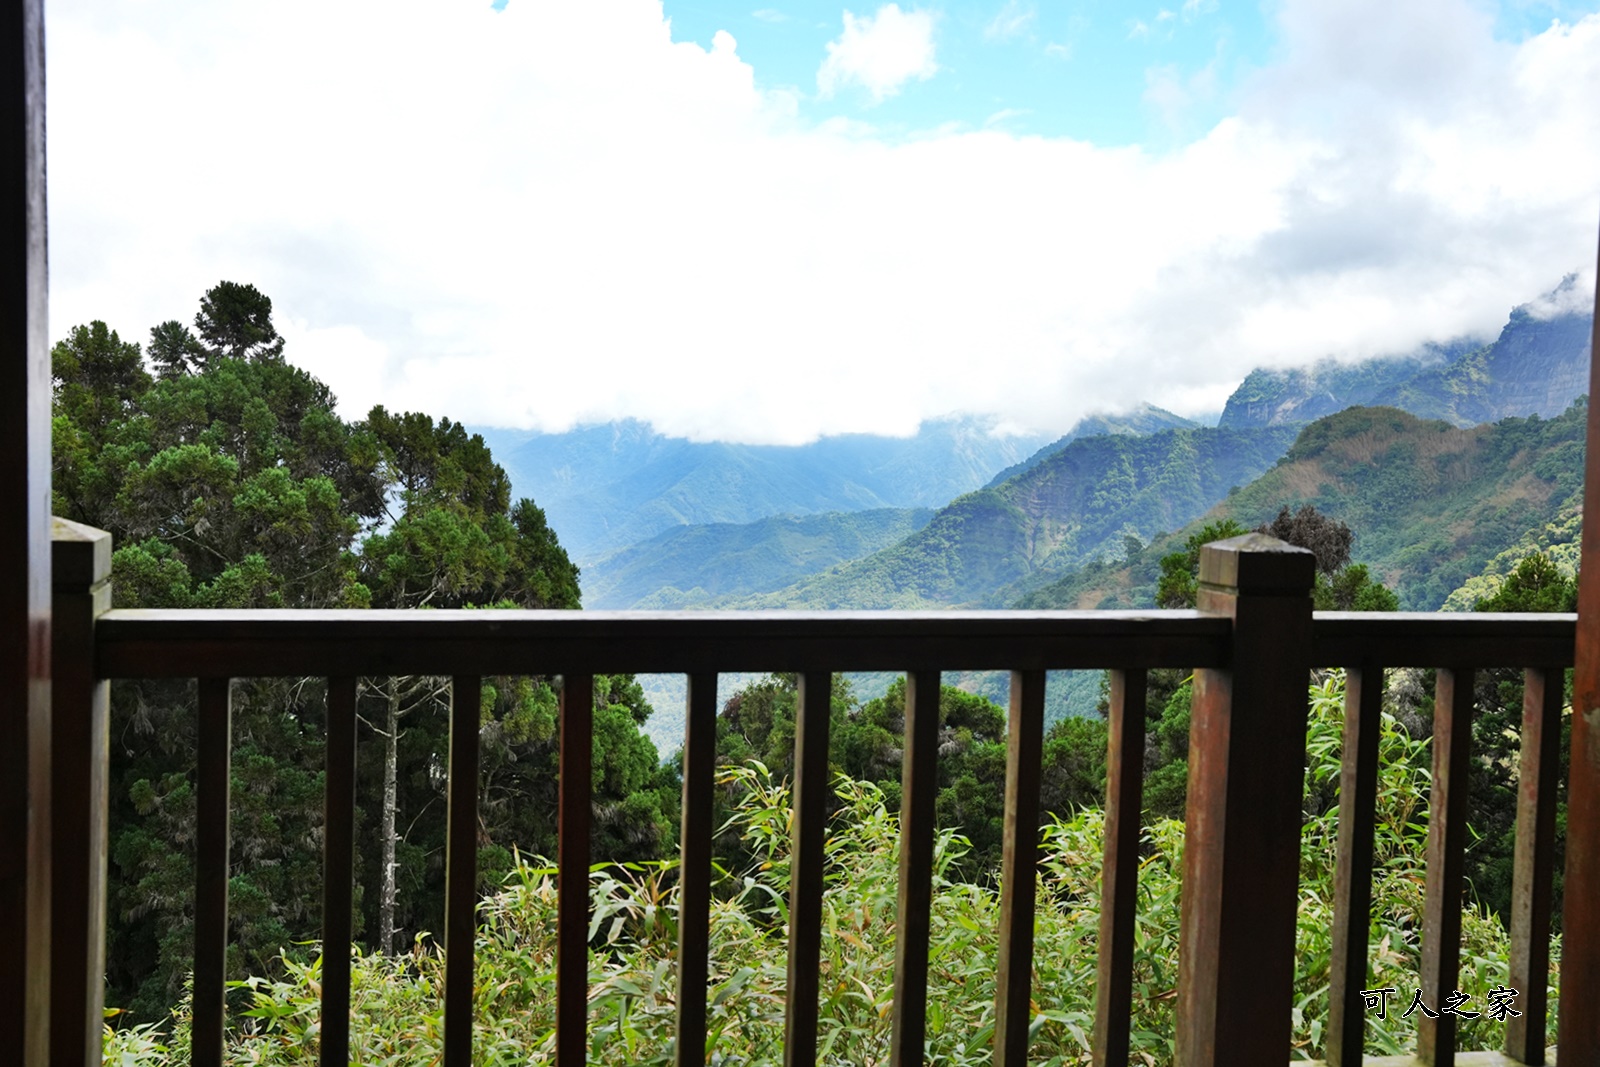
[985,0,1036,41]
[752,8,787,22]
[817,4,939,102]
[45,0,1600,445]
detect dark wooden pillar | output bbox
[49,520,111,1067]
[1559,224,1600,1065]
[1176,533,1314,1067]
[0,0,49,1062]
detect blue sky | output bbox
[661,0,1275,144]
[659,1,1594,144]
[43,0,1600,442]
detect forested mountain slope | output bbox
[472,417,1046,563]
[581,507,936,608]
[726,424,1298,609]
[1220,279,1591,430]
[982,402,1197,488]
[1021,402,1587,612]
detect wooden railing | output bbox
[48,524,1591,1067]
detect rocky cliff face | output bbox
[1220,280,1593,429]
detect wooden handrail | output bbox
[49,533,1590,1067]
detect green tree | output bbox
[1155,519,1248,609]
[51,321,152,528]
[148,320,208,380]
[1474,552,1577,613]
[194,280,286,364]
[50,283,630,1020]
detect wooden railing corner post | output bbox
[1176,533,1314,1067]
[49,517,112,1067]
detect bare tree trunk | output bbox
[379,680,400,955]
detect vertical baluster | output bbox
[784,671,833,1067]
[890,670,941,1067]
[443,675,481,1067]
[1505,666,1563,1065]
[1326,663,1384,1067]
[676,673,718,1067]
[995,669,1046,1067]
[1418,668,1474,1067]
[1093,669,1146,1067]
[193,677,233,1067]
[321,677,358,1067]
[559,674,593,1067]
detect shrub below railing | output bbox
[103,672,1556,1067]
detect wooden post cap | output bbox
[1197,532,1314,595]
[50,517,111,588]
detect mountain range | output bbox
[473,281,1591,749]
[470,416,1048,564]
[475,280,1590,619]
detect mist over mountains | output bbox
[474,282,1590,617]
[471,417,1048,565]
[468,281,1592,750]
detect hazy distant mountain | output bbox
[983,403,1197,488]
[582,507,936,609]
[725,424,1298,610]
[470,417,1048,563]
[1220,277,1592,430]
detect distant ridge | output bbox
[1021,400,1588,613]
[983,403,1197,488]
[581,507,937,609]
[1220,276,1593,431]
[470,416,1048,564]
[725,423,1298,610]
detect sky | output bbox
[47,0,1600,444]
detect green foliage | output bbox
[194,280,286,364]
[122,671,1544,1064]
[1154,519,1248,608]
[1029,401,1587,613]
[728,425,1298,610]
[51,284,629,1022]
[1473,552,1578,613]
[1315,564,1401,611]
[583,507,937,609]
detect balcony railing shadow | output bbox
[49,519,1588,1067]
